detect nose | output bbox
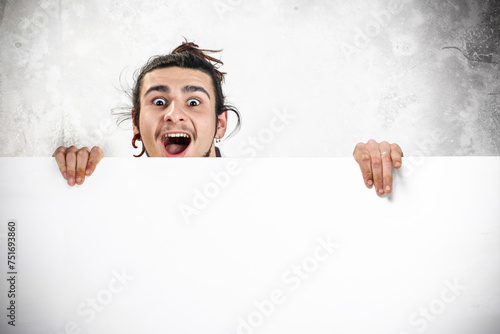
[163,101,186,123]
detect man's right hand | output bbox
[53,146,104,186]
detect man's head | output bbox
[130,41,240,157]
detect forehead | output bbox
[141,67,214,95]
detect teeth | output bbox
[164,133,190,138]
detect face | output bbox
[133,67,227,157]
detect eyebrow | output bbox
[143,84,211,100]
[143,85,169,99]
[182,85,211,100]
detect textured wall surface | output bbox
[0,0,499,157]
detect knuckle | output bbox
[91,146,104,158]
[76,149,88,158]
[371,158,381,168]
[53,147,66,158]
[66,150,76,159]
[354,142,365,151]
[94,146,104,156]
[55,151,65,159]
[391,143,403,155]
[360,154,371,163]
[67,149,78,156]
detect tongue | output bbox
[166,144,187,155]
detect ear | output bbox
[132,108,140,135]
[215,110,228,140]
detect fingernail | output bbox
[394,162,401,167]
[63,172,67,179]
[385,186,391,192]
[367,180,373,186]
[76,177,82,183]
[68,178,74,185]
[378,189,384,194]
[86,169,90,176]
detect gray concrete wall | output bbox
[0,0,499,157]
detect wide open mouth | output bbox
[162,133,192,156]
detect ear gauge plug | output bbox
[132,133,145,157]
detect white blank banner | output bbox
[0,157,499,334]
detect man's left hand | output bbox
[353,140,403,196]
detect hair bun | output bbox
[172,39,226,83]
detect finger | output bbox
[380,141,393,194]
[367,139,384,196]
[86,146,105,177]
[75,147,91,185]
[53,146,68,180]
[65,146,79,186]
[390,143,403,168]
[353,142,373,188]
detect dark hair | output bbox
[115,39,241,140]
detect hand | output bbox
[53,146,104,186]
[353,140,403,196]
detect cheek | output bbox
[139,110,156,133]
[196,115,216,139]
[138,114,157,148]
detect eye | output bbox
[187,98,200,107]
[153,98,166,106]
